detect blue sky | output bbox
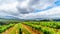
[0,0,60,19]
[55,0,60,6]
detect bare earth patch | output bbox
[22,24,43,34]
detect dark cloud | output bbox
[0,0,59,19]
[16,0,40,14]
[18,0,25,2]
[16,6,35,14]
[29,0,40,5]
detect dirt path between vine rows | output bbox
[22,24,43,34]
[1,24,19,34]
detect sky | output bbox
[0,0,60,19]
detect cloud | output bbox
[19,6,60,19]
[0,0,60,19]
[30,0,56,10]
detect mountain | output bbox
[0,15,60,21]
[0,16,21,20]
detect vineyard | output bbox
[0,21,60,34]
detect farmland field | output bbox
[0,21,60,34]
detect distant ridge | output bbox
[0,16,60,21]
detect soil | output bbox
[22,24,43,34]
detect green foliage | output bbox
[23,21,60,34]
[0,21,60,34]
[41,28,55,34]
[0,24,14,33]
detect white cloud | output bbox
[31,0,57,10]
[0,2,17,10]
[0,0,60,19]
[19,6,60,19]
[18,0,30,8]
[0,1,19,16]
